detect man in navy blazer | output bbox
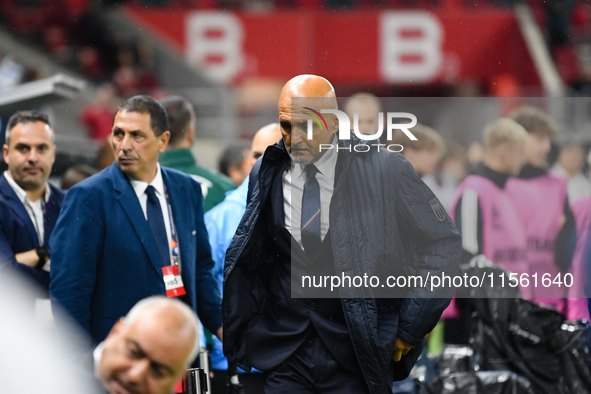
[0,110,64,292]
[50,96,222,348]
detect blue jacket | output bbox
[50,162,222,344]
[223,138,462,393]
[0,173,64,291]
[204,179,248,370]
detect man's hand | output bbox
[216,326,223,342]
[392,338,414,362]
[15,249,39,267]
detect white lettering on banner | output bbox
[380,11,443,83]
[186,12,244,84]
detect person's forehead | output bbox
[251,134,266,150]
[113,110,153,132]
[10,121,53,143]
[285,105,333,121]
[514,141,526,150]
[418,147,440,155]
[563,147,584,158]
[346,99,379,116]
[563,144,582,151]
[529,131,551,140]
[252,138,271,153]
[252,130,280,150]
[123,318,191,370]
[279,97,335,116]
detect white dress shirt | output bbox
[283,137,338,250]
[4,171,51,245]
[128,164,175,263]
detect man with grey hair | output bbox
[224,75,461,393]
[0,110,64,292]
[95,296,200,394]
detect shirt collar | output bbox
[129,164,165,200]
[3,171,51,203]
[292,135,338,181]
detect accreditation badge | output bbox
[162,265,186,297]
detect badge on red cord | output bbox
[162,265,186,297]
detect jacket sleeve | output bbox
[0,217,48,289]
[394,158,462,347]
[192,182,223,334]
[246,158,262,206]
[49,186,104,337]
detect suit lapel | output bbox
[0,174,39,246]
[111,163,162,275]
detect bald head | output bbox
[98,297,199,394]
[279,75,337,116]
[279,74,336,102]
[251,123,281,161]
[278,75,339,164]
[124,297,199,363]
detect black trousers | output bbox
[263,332,369,394]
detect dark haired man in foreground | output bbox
[50,95,222,348]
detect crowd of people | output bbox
[1,74,591,394]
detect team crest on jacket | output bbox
[429,198,446,222]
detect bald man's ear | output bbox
[331,114,339,135]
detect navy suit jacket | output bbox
[0,174,64,291]
[49,162,222,344]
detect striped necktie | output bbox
[301,164,321,259]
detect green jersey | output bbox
[159,148,236,212]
